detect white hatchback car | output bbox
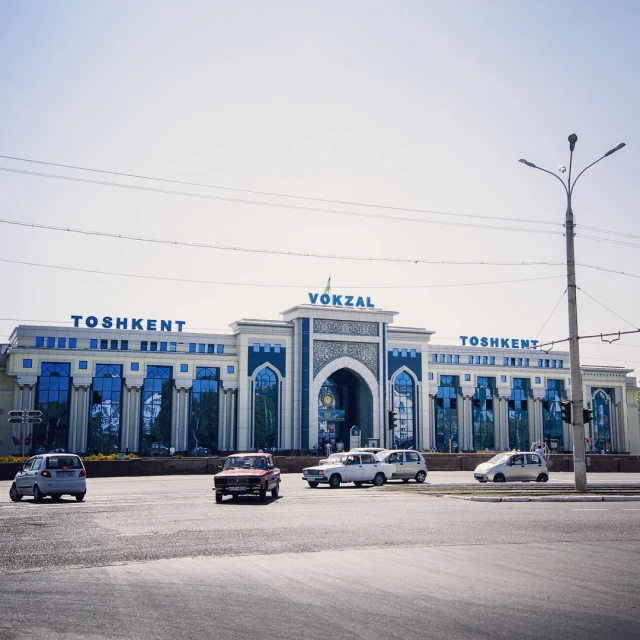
[375,450,428,483]
[473,452,548,483]
[9,453,87,502]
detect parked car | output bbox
[9,453,87,502]
[375,449,427,483]
[319,452,350,466]
[473,452,549,483]
[213,453,280,503]
[302,452,394,488]
[349,447,387,455]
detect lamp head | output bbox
[568,133,578,151]
[518,158,537,169]
[604,142,626,157]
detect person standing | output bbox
[325,441,332,457]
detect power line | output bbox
[0,153,562,227]
[0,257,566,289]
[0,218,566,268]
[0,167,565,236]
[535,289,567,340]
[577,288,638,329]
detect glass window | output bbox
[198,344,205,354]
[34,363,71,454]
[79,361,88,370]
[141,341,148,351]
[504,357,509,366]
[189,343,196,353]
[207,344,215,354]
[131,362,139,371]
[473,377,496,451]
[121,340,128,350]
[545,360,550,368]
[517,358,522,366]
[150,342,158,352]
[501,375,507,383]
[446,354,452,363]
[538,359,543,367]
[464,374,471,382]
[411,349,417,358]
[435,375,459,453]
[254,367,278,450]
[439,354,445,363]
[468,356,474,364]
[264,343,271,353]
[551,360,557,368]
[509,378,530,452]
[482,356,488,365]
[160,342,167,352]
[511,358,516,366]
[58,338,66,349]
[189,367,220,455]
[253,343,260,353]
[36,337,44,347]
[217,344,224,354]
[46,337,55,348]
[274,344,281,353]
[169,342,176,352]
[524,358,529,366]
[558,360,563,368]
[475,356,481,365]
[87,364,123,455]
[402,349,408,358]
[430,352,435,362]
[110,340,118,350]
[392,371,415,450]
[180,364,188,373]
[535,376,541,384]
[489,356,495,365]
[227,365,235,374]
[90,339,98,349]
[454,355,460,364]
[140,366,173,457]
[69,338,77,349]
[23,358,32,368]
[100,339,108,350]
[543,379,565,452]
[428,372,433,380]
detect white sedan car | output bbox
[303,452,394,488]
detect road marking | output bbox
[570,508,608,511]
[623,508,640,511]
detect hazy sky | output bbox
[1,1,639,378]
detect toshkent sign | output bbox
[308,292,374,308]
[460,335,539,349]
[71,315,186,332]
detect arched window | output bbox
[592,389,612,453]
[190,367,219,454]
[87,364,123,454]
[435,375,459,452]
[473,377,495,451]
[543,379,564,452]
[393,371,415,449]
[254,367,278,450]
[35,362,71,454]
[140,366,173,456]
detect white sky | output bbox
[1,1,638,378]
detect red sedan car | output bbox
[213,453,280,503]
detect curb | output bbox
[451,495,640,503]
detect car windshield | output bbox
[46,456,83,470]
[488,453,511,464]
[223,456,267,470]
[320,453,348,464]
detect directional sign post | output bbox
[7,410,42,457]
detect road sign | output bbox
[27,410,42,418]
[8,410,24,417]
[7,409,43,424]
[8,417,24,424]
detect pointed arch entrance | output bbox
[311,357,379,452]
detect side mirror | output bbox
[506,461,512,467]
[18,465,24,472]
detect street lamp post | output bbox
[519,134,626,492]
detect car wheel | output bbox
[493,474,506,483]
[373,473,385,487]
[415,471,427,484]
[259,486,267,502]
[353,481,363,487]
[271,482,280,498]
[75,492,86,502]
[9,484,22,502]
[537,473,549,483]
[33,485,44,502]
[329,474,341,489]
[215,492,223,503]
[307,482,318,488]
[51,494,62,502]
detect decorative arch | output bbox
[311,356,380,441]
[391,367,418,449]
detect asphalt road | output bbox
[0,474,638,640]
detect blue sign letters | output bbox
[71,315,186,332]
[308,293,374,308]
[460,336,538,349]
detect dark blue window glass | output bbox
[90,339,98,349]
[428,372,433,380]
[34,363,71,454]
[140,366,173,456]
[180,364,188,373]
[393,371,415,449]
[435,375,459,452]
[36,337,44,347]
[198,343,205,354]
[264,344,271,353]
[189,343,196,353]
[591,388,613,453]
[150,342,158,352]
[79,361,88,370]
[23,359,32,368]
[47,337,55,348]
[190,367,219,454]
[454,355,460,364]
[160,342,167,352]
[254,367,278,450]
[216,344,224,354]
[468,356,473,365]
[87,364,123,454]
[131,362,139,371]
[473,377,495,451]
[69,338,77,349]
[169,342,177,352]
[100,339,108,350]
[464,374,471,381]
[508,378,530,451]
[253,343,260,353]
[141,341,148,351]
[227,365,234,374]
[110,340,118,350]
[207,344,215,354]
[58,338,66,349]
[121,340,128,350]
[273,344,281,354]
[543,379,565,452]
[535,376,541,384]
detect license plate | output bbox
[227,486,246,492]
[57,471,74,477]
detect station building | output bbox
[1,300,638,458]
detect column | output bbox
[461,394,473,451]
[219,389,228,451]
[124,381,143,453]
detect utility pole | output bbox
[519,134,626,492]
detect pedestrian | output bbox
[535,444,545,461]
[325,441,332,457]
[336,440,344,452]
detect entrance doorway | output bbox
[318,369,372,454]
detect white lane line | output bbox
[570,508,608,511]
[623,508,640,511]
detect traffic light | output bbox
[560,400,572,424]
[582,408,593,425]
[388,410,398,431]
